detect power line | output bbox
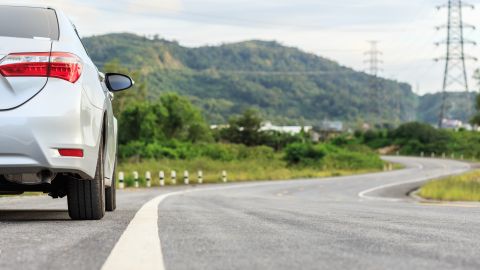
[435,0,477,127]
[93,60,360,76]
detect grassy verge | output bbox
[118,155,387,187]
[419,170,480,202]
[0,192,44,198]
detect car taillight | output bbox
[49,52,83,83]
[0,52,83,83]
[58,149,84,157]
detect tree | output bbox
[102,59,147,115]
[470,69,480,126]
[470,93,480,126]
[160,93,212,142]
[118,102,167,144]
[118,93,212,144]
[221,109,263,146]
[390,122,450,154]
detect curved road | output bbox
[0,157,479,270]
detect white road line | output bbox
[101,182,276,270]
[101,192,174,270]
[358,161,471,202]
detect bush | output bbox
[390,122,450,154]
[119,140,276,162]
[361,129,390,149]
[323,150,383,170]
[284,143,326,166]
[284,142,383,170]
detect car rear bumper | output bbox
[0,79,103,182]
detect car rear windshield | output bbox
[0,6,59,40]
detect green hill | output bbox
[417,92,475,124]
[82,33,435,125]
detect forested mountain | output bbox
[417,92,475,124]
[82,33,468,126]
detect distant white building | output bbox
[260,122,312,135]
[440,119,474,131]
[441,119,463,129]
[319,120,344,132]
[210,124,229,130]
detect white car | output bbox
[0,5,133,220]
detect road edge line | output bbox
[358,161,471,202]
[101,191,181,270]
[101,182,275,270]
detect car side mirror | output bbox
[105,73,134,92]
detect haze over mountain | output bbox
[83,33,473,126]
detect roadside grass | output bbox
[419,170,480,202]
[118,155,387,187]
[392,163,404,170]
[0,192,44,198]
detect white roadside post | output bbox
[442,153,446,159]
[198,170,203,184]
[184,170,189,185]
[171,170,177,185]
[461,154,464,161]
[451,153,455,159]
[118,172,125,189]
[420,152,424,158]
[133,171,139,188]
[145,171,151,188]
[431,152,435,158]
[222,170,227,183]
[159,171,165,186]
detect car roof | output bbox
[0,4,53,10]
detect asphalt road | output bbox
[0,157,478,270]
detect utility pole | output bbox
[435,0,477,128]
[365,41,383,121]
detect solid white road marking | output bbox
[101,192,174,270]
[358,161,471,202]
[102,182,275,270]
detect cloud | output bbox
[4,0,476,93]
[127,0,183,13]
[5,0,104,34]
[8,0,103,20]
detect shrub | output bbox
[284,142,383,170]
[284,143,326,166]
[323,150,383,170]
[118,140,276,162]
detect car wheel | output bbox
[67,137,106,220]
[105,160,116,212]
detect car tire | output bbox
[67,137,106,220]
[105,161,116,212]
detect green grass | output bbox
[118,155,385,187]
[419,170,480,201]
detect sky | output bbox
[11,0,480,95]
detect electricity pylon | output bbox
[365,41,383,119]
[435,0,477,128]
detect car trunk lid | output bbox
[0,37,52,110]
[0,6,59,110]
